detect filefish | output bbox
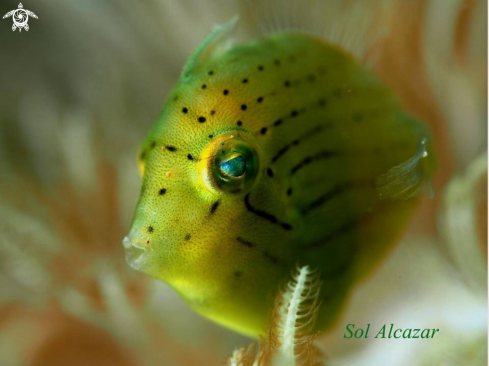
[122,19,435,337]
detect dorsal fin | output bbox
[375,137,434,200]
[182,17,239,78]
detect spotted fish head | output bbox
[123,19,300,335]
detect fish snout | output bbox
[122,230,152,270]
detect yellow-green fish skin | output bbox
[124,25,435,337]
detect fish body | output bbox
[123,20,435,337]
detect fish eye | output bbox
[198,132,260,194]
[220,154,247,177]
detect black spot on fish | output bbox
[237,121,243,126]
[158,188,167,195]
[284,80,291,87]
[185,234,191,241]
[210,199,221,215]
[241,104,247,111]
[201,84,207,89]
[208,134,214,139]
[208,70,214,75]
[257,97,264,103]
[242,78,248,84]
[150,141,156,149]
[198,116,206,123]
[267,168,274,177]
[182,107,188,114]
[223,89,229,95]
[274,119,282,126]
[187,154,194,161]
[258,65,264,71]
[290,110,298,117]
[260,127,268,135]
[166,146,177,152]
[287,188,293,196]
[210,110,216,115]
[147,226,154,233]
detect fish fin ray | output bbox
[375,137,433,200]
[182,16,238,77]
[243,0,395,63]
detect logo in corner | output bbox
[3,3,37,32]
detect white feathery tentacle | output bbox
[274,265,321,365]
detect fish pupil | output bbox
[220,155,247,177]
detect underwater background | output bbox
[0,0,486,365]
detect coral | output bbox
[225,266,325,366]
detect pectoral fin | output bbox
[375,137,434,200]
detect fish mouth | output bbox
[122,236,148,270]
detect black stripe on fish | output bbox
[305,206,382,250]
[256,95,330,135]
[244,193,292,230]
[301,180,372,215]
[236,236,254,248]
[271,125,324,164]
[291,150,340,175]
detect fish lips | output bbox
[122,235,150,271]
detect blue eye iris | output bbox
[220,155,247,177]
[206,134,259,194]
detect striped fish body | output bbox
[124,23,435,337]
